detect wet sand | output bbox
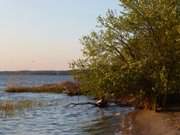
[131,110,180,135]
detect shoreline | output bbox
[129,110,180,135]
[4,82,180,135]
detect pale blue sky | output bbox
[0,0,120,70]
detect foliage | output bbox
[71,0,180,107]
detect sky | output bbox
[0,0,120,71]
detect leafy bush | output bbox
[71,0,180,108]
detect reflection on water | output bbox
[83,114,121,135]
[0,75,134,135]
[0,93,133,135]
[82,107,134,135]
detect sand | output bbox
[132,110,180,135]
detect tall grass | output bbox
[6,81,80,95]
[0,100,43,117]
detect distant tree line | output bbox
[71,0,180,109]
[0,71,71,75]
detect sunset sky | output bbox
[0,0,119,71]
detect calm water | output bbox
[0,74,133,135]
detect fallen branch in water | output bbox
[66,99,108,108]
[67,102,98,107]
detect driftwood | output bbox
[67,99,108,108]
[67,102,98,107]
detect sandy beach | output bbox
[131,110,180,135]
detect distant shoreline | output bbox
[0,70,72,75]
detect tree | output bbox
[71,0,180,108]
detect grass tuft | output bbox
[0,100,43,117]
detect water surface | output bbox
[0,74,133,135]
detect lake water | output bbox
[0,74,133,135]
